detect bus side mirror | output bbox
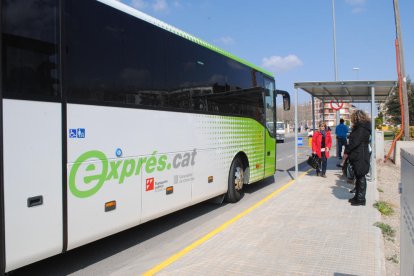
[283,94,290,111]
[275,89,291,111]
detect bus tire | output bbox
[225,156,244,203]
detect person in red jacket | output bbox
[312,122,332,177]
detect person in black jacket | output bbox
[343,110,371,206]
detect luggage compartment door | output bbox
[3,100,62,272]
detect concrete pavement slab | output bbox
[152,159,384,276]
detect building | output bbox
[313,99,354,128]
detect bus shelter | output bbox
[293,80,397,182]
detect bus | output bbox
[0,0,290,272]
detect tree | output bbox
[384,78,414,126]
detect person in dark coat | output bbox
[312,122,332,177]
[344,110,371,206]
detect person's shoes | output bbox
[349,198,366,206]
[348,197,356,202]
[321,174,327,178]
[349,187,356,193]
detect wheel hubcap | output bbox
[234,166,244,191]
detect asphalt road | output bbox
[12,134,312,276]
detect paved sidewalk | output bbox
[154,158,384,275]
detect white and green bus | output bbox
[0,0,290,272]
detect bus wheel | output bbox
[226,157,244,203]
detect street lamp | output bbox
[332,0,339,126]
[352,67,360,80]
[332,0,338,81]
[352,68,360,110]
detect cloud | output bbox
[173,0,182,8]
[351,7,365,14]
[153,0,168,12]
[261,55,303,73]
[345,0,366,13]
[216,36,235,45]
[345,0,367,5]
[130,0,148,10]
[121,0,169,12]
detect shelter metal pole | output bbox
[371,87,376,182]
[371,87,376,181]
[322,97,325,123]
[312,96,315,130]
[295,89,298,180]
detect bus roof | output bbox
[98,0,274,78]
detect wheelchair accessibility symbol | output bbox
[69,129,77,138]
[69,128,86,138]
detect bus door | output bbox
[264,79,277,178]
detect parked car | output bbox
[266,122,285,143]
[276,121,285,143]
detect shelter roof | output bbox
[294,80,397,103]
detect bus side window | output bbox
[2,0,60,101]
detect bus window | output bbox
[1,0,60,101]
[264,78,276,137]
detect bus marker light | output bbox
[166,186,174,195]
[105,201,116,212]
[256,164,261,169]
[208,176,213,183]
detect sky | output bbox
[116,0,414,106]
